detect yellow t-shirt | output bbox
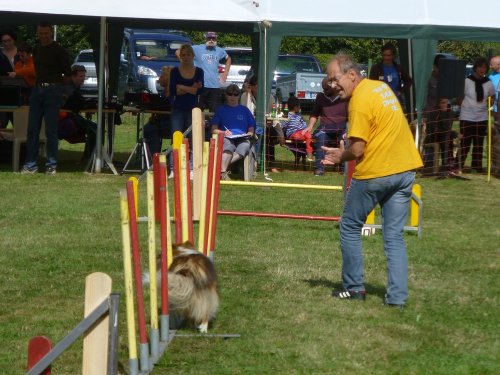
[348,79,423,179]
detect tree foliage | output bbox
[10,24,500,68]
[15,24,91,61]
[437,41,500,63]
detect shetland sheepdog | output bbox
[144,244,219,333]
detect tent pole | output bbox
[94,16,106,173]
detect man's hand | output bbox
[321,141,345,165]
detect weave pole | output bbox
[172,131,183,244]
[192,107,203,220]
[172,148,182,244]
[126,181,149,372]
[119,190,139,375]
[157,154,172,342]
[202,139,216,257]
[208,133,224,259]
[179,140,194,244]
[197,141,210,254]
[146,170,159,357]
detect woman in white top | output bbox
[459,57,495,172]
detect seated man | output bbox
[57,65,97,161]
[143,66,171,155]
[211,84,256,180]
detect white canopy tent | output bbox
[1,0,499,172]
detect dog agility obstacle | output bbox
[26,273,120,375]
[120,123,235,374]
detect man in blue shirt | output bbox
[369,42,412,107]
[489,56,500,122]
[192,32,231,113]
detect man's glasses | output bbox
[206,37,217,41]
[226,93,239,97]
[329,73,346,85]
[1,39,12,43]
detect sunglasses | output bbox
[226,93,239,97]
[206,37,217,41]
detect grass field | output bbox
[0,113,499,374]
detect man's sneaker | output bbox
[168,171,174,179]
[220,171,231,181]
[306,153,314,162]
[20,166,38,174]
[314,169,324,176]
[45,167,57,176]
[331,289,366,301]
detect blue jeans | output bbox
[24,85,64,169]
[314,129,345,172]
[340,171,415,305]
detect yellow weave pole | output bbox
[198,142,210,252]
[179,143,189,243]
[220,180,343,190]
[366,209,375,225]
[146,171,159,356]
[129,177,139,218]
[410,184,421,227]
[192,107,203,220]
[119,189,139,373]
[159,155,173,267]
[172,131,183,152]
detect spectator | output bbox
[240,74,278,172]
[9,43,35,104]
[422,98,456,175]
[191,31,231,113]
[424,54,447,117]
[57,64,97,161]
[279,96,314,161]
[143,66,172,156]
[20,22,72,175]
[459,57,495,173]
[211,84,255,180]
[488,55,500,120]
[306,77,348,176]
[369,42,413,106]
[0,30,19,128]
[322,54,422,307]
[0,30,18,73]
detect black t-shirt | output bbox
[33,42,71,83]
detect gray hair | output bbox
[329,53,361,75]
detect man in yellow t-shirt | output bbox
[322,54,422,307]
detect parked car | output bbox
[73,49,98,98]
[219,47,252,88]
[117,28,192,100]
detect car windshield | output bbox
[276,56,321,74]
[227,50,253,65]
[135,39,184,62]
[75,52,94,63]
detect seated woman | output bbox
[211,84,256,180]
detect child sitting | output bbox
[279,96,314,161]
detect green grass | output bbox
[0,113,499,374]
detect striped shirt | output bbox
[280,112,307,138]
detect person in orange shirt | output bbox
[9,43,35,87]
[8,43,35,104]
